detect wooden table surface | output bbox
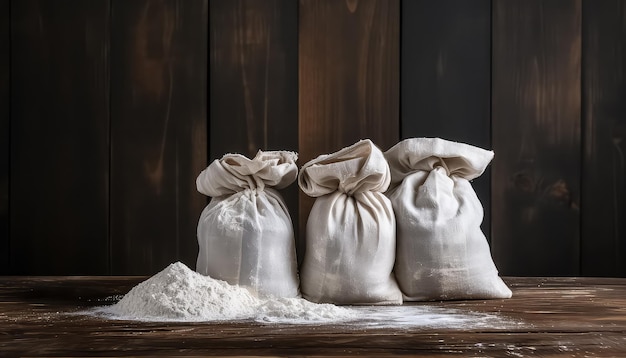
[1,276,625,357]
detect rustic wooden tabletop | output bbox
[1,276,625,356]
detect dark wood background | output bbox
[0,0,624,277]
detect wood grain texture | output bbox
[209,0,299,260]
[110,0,208,274]
[9,0,110,274]
[0,0,9,274]
[491,0,582,276]
[1,277,626,356]
[299,0,400,262]
[209,0,298,159]
[581,0,626,277]
[400,0,492,241]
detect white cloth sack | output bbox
[298,139,402,305]
[196,150,299,298]
[385,138,512,301]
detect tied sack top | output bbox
[197,150,298,196]
[385,137,494,190]
[298,139,390,196]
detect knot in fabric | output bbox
[196,150,298,197]
[298,139,391,197]
[384,137,494,191]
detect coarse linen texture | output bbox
[385,138,512,301]
[299,139,403,305]
[196,150,300,298]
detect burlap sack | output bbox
[299,139,402,305]
[385,138,511,301]
[196,150,299,298]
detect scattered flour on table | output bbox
[91,262,355,323]
[86,262,520,328]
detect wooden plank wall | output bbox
[492,0,582,276]
[581,0,626,276]
[1,0,625,277]
[0,0,8,273]
[110,0,207,275]
[10,0,110,274]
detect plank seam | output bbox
[7,0,11,273]
[107,0,113,275]
[579,0,585,277]
[489,0,493,246]
[398,0,402,140]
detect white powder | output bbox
[256,297,351,323]
[95,262,355,323]
[87,262,520,329]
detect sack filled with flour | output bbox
[196,150,299,298]
[299,139,402,305]
[385,138,511,301]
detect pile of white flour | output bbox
[96,262,355,323]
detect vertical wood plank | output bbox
[400,0,492,241]
[0,0,9,273]
[299,0,399,262]
[10,0,110,274]
[209,0,299,260]
[492,0,582,276]
[209,0,298,160]
[582,0,626,277]
[110,0,208,274]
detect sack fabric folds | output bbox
[196,150,299,298]
[299,139,403,305]
[385,138,512,301]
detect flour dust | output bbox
[83,262,518,328]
